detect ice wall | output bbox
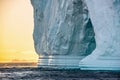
[31,0,96,56]
[79,0,120,70]
[31,0,96,68]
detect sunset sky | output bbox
[0,0,38,62]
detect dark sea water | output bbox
[0,63,120,80]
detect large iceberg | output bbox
[31,0,120,70]
[31,0,96,68]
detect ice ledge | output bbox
[38,56,120,70]
[79,56,120,70]
[38,55,85,69]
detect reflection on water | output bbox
[0,63,37,68]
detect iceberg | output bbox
[31,0,95,68]
[31,0,120,70]
[79,0,120,70]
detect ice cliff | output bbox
[79,0,120,70]
[31,0,96,56]
[31,0,120,70]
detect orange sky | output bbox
[0,0,38,63]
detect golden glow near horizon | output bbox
[0,0,38,62]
